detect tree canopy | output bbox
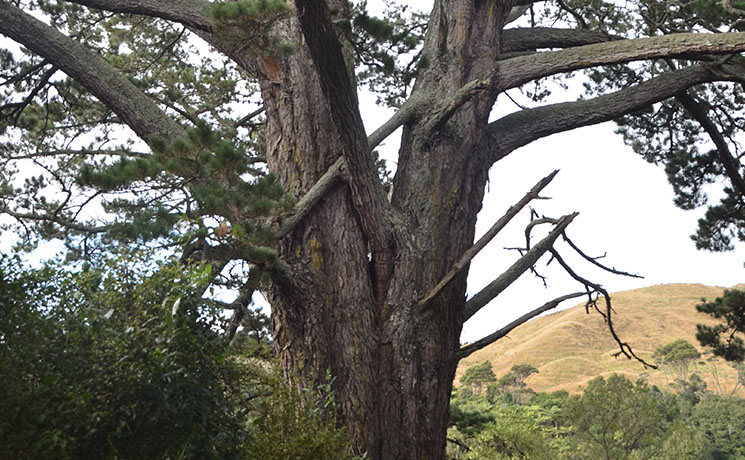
[3,0,745,458]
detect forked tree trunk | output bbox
[4,0,745,458]
[259,1,513,458]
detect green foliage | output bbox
[493,363,539,405]
[467,405,564,460]
[0,254,354,460]
[696,289,745,362]
[207,0,294,56]
[654,339,702,383]
[461,361,497,394]
[449,366,734,460]
[241,368,359,460]
[350,1,427,107]
[689,395,745,459]
[562,374,680,460]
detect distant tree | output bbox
[654,339,701,384]
[461,361,497,395]
[563,374,680,460]
[491,363,539,405]
[697,290,745,362]
[689,395,745,460]
[467,405,562,460]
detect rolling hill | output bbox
[457,283,744,395]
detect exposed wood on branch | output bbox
[419,170,559,309]
[458,292,587,359]
[463,212,578,321]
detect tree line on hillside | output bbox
[449,357,745,460]
[3,244,743,459]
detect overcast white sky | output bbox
[1,1,742,345]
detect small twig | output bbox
[562,232,644,279]
[549,248,657,369]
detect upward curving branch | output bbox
[463,212,578,322]
[496,32,745,92]
[418,170,559,309]
[458,291,587,360]
[488,62,745,161]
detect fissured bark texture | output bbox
[259,1,513,458]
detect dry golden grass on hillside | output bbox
[457,284,744,395]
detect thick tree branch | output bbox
[488,63,745,161]
[675,90,745,198]
[275,157,346,239]
[463,212,578,322]
[295,0,396,300]
[367,96,422,151]
[496,32,745,92]
[0,2,184,142]
[458,292,587,360]
[501,27,618,53]
[418,170,558,308]
[63,0,212,31]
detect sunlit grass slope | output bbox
[457,284,743,395]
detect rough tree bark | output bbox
[3,0,745,458]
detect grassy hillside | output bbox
[457,283,744,395]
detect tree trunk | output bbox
[259,1,513,458]
[7,1,745,458]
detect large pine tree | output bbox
[2,1,745,458]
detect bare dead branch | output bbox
[463,212,578,321]
[562,232,644,279]
[548,248,657,368]
[458,291,587,359]
[419,170,559,308]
